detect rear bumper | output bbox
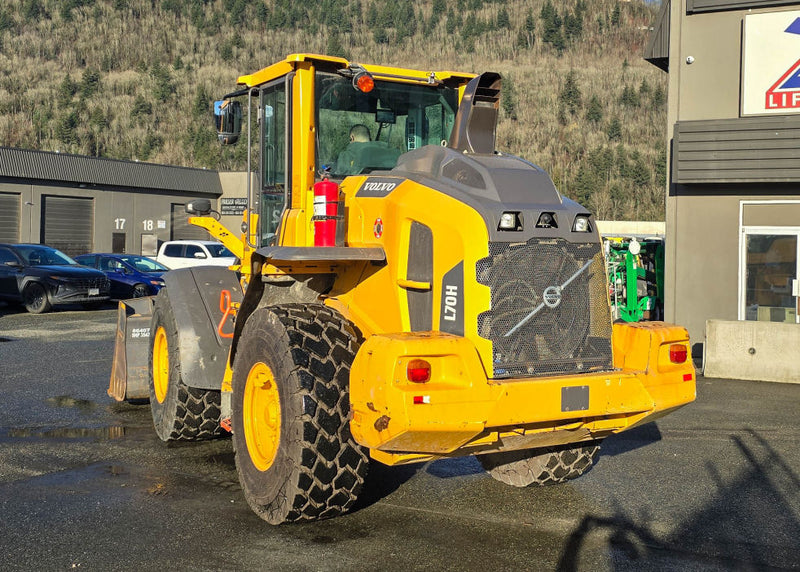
[349,322,695,465]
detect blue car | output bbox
[75,254,167,299]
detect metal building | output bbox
[0,147,225,256]
[646,1,800,381]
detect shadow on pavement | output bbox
[556,428,800,570]
[599,422,663,457]
[352,460,421,513]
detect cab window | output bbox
[260,78,288,246]
[315,72,459,178]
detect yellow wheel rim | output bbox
[243,361,281,472]
[152,326,169,404]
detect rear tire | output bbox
[478,441,601,487]
[23,282,52,314]
[148,289,222,441]
[232,304,368,524]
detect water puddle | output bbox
[6,426,126,441]
[46,395,97,412]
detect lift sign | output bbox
[766,19,800,110]
[743,12,800,115]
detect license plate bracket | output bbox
[561,385,589,412]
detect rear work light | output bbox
[407,359,431,383]
[669,344,688,364]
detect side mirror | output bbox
[214,99,242,145]
[186,199,212,216]
[194,252,207,259]
[4,261,22,269]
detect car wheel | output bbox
[23,283,52,314]
[131,283,149,298]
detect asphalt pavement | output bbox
[0,302,798,571]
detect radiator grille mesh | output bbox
[476,238,613,378]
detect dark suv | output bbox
[0,244,110,313]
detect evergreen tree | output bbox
[326,33,347,59]
[610,3,621,27]
[606,117,622,141]
[586,95,602,123]
[496,7,510,30]
[80,69,101,100]
[57,75,77,109]
[559,70,582,115]
[501,75,517,121]
[652,85,666,107]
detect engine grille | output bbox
[476,238,613,378]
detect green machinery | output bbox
[605,236,664,322]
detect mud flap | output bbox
[109,297,155,402]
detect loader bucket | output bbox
[109,297,155,402]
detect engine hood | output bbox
[389,145,597,244]
[28,265,106,278]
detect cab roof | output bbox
[236,53,476,90]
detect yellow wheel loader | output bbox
[110,54,696,525]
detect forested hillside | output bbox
[0,0,667,220]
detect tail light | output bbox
[407,359,431,383]
[669,344,688,364]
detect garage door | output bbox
[0,192,20,243]
[170,203,209,241]
[42,195,94,255]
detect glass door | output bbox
[741,229,800,323]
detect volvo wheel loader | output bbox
[110,54,696,525]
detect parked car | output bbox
[74,253,168,299]
[155,240,237,270]
[0,243,110,313]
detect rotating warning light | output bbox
[353,71,375,93]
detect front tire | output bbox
[478,441,601,487]
[131,283,149,298]
[23,282,52,314]
[232,304,369,524]
[148,289,222,441]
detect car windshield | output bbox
[316,72,459,178]
[207,244,234,258]
[15,245,77,266]
[119,255,168,272]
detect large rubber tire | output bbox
[23,282,52,314]
[148,289,222,441]
[231,304,369,524]
[478,441,601,487]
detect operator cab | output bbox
[214,55,472,248]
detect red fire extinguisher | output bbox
[313,176,339,247]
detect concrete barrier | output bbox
[704,319,800,384]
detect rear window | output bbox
[163,244,183,257]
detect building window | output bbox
[742,230,799,323]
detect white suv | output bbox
[155,240,237,270]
